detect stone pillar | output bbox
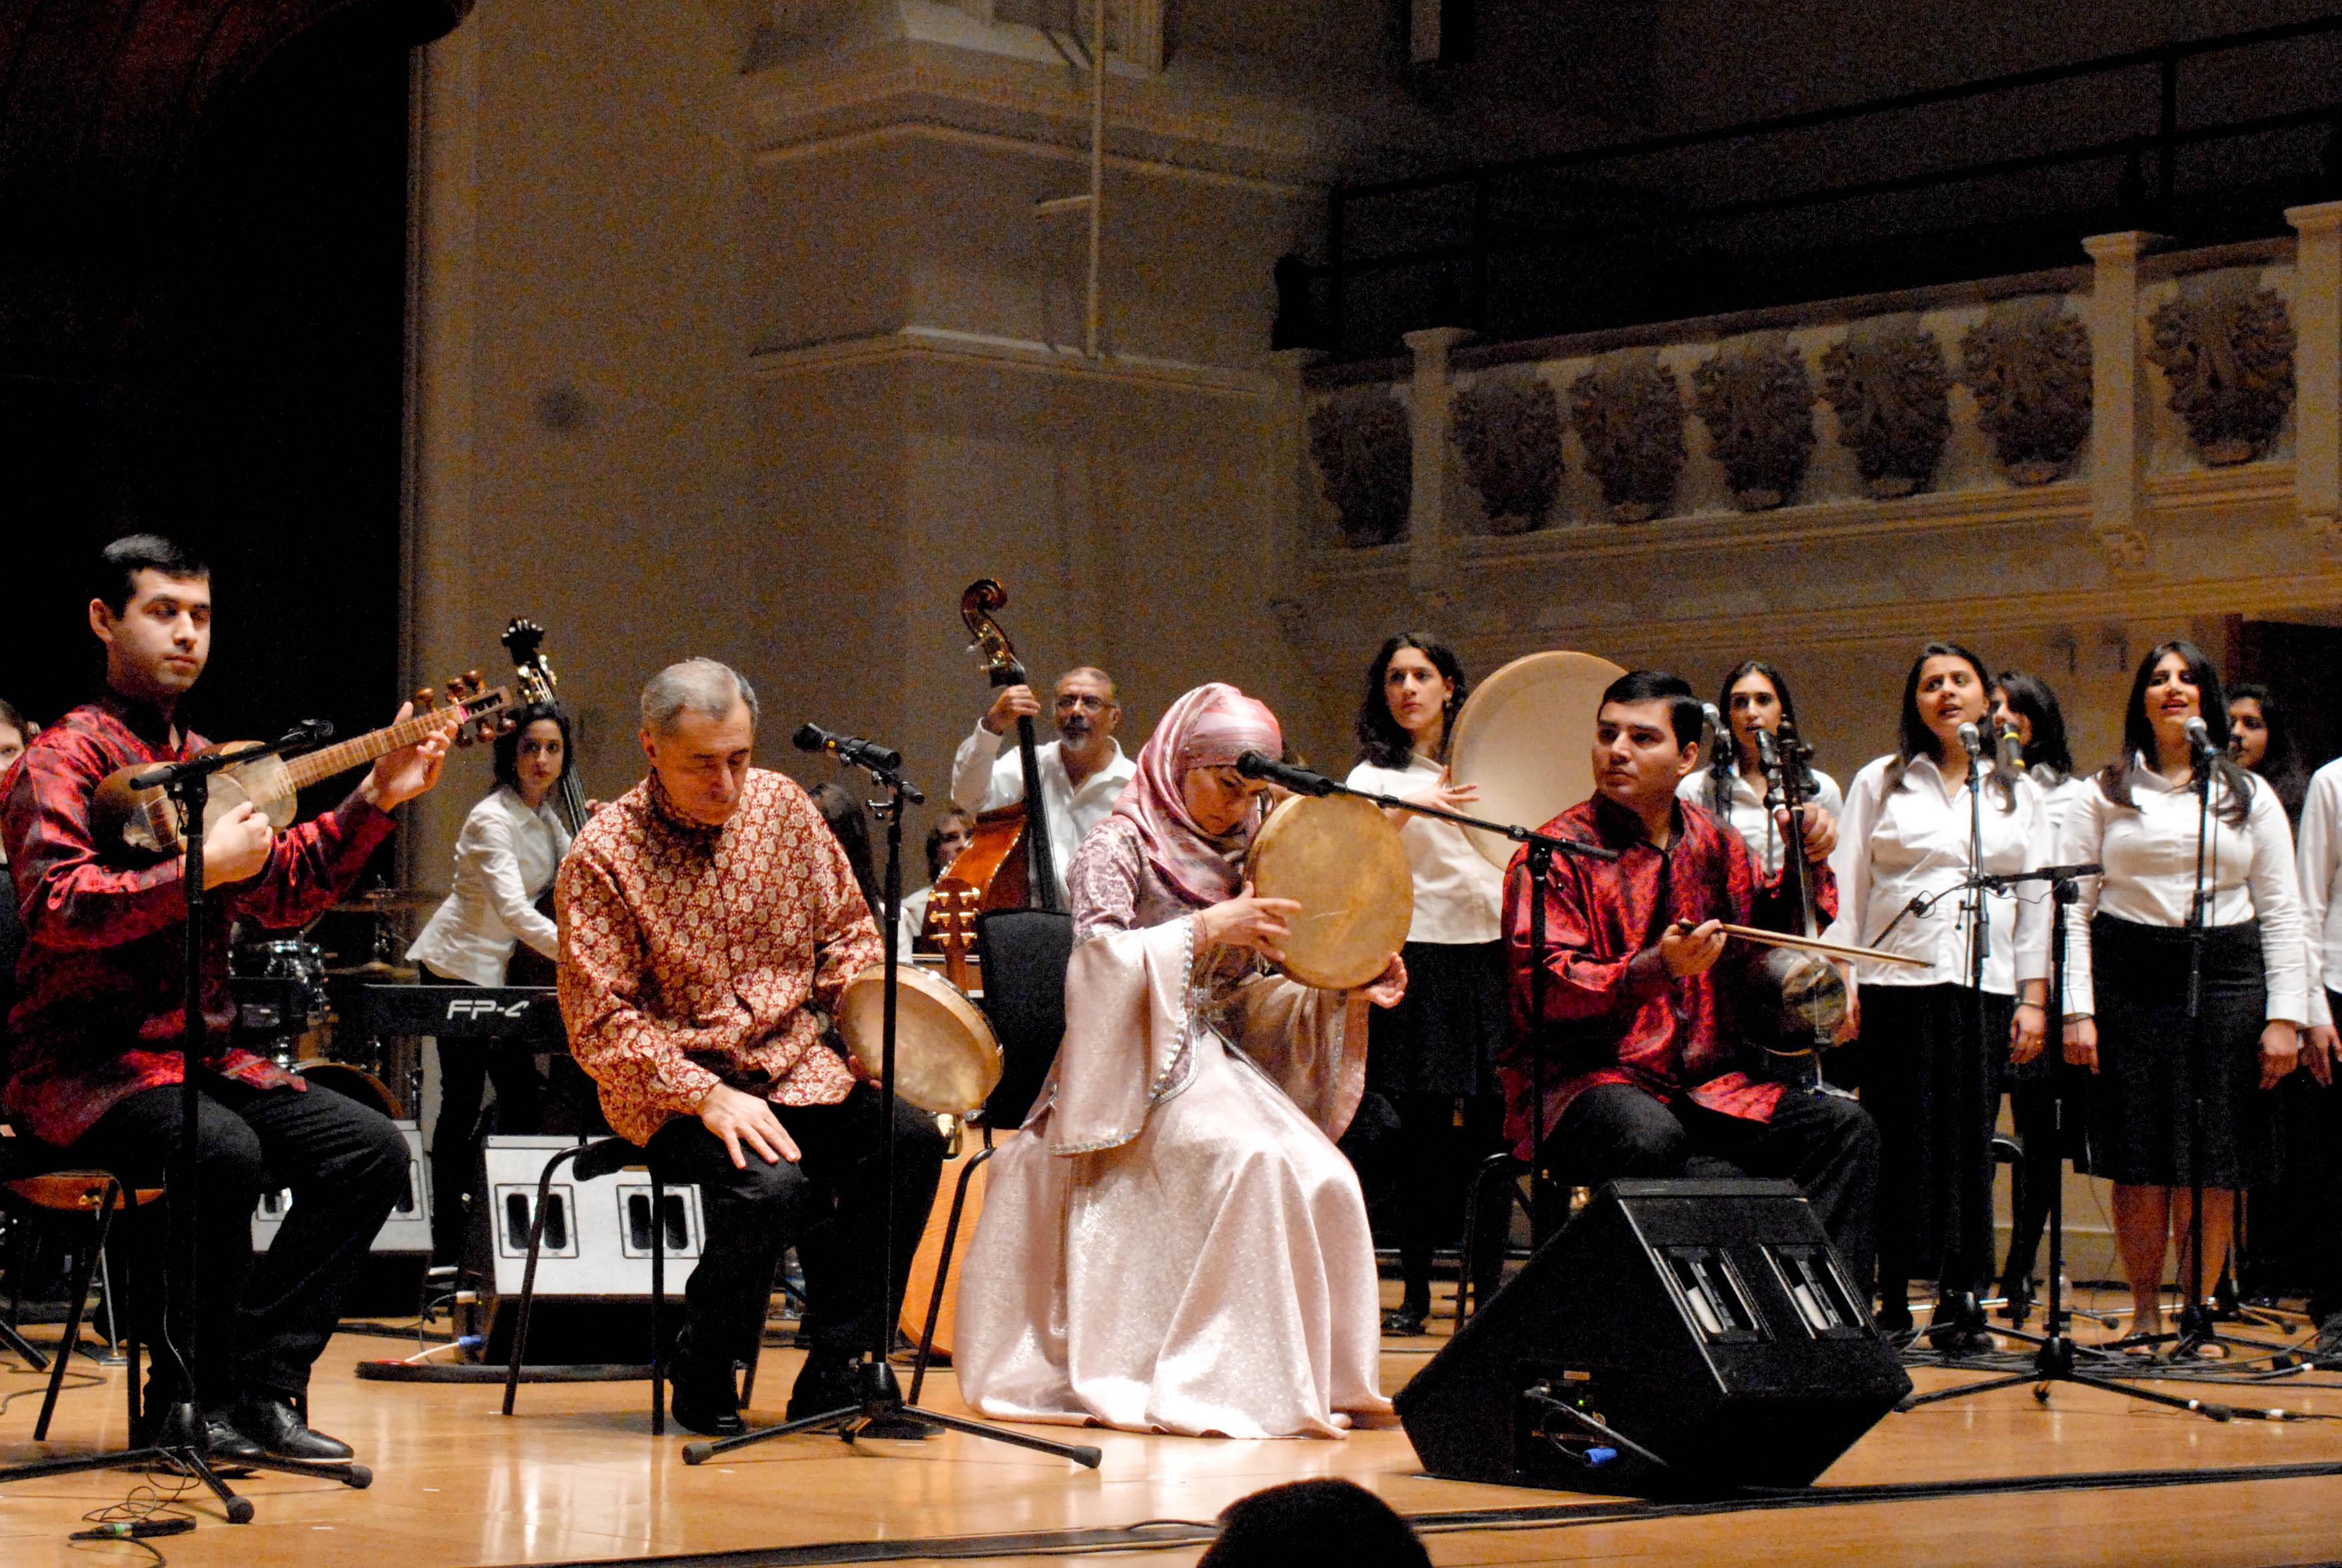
[1403,326,1473,599]
[2288,202,2342,543]
[2082,231,2163,572]
[1266,346,1329,741]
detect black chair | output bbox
[906,907,1072,1401]
[0,1124,157,1440]
[1456,1152,1531,1325]
[499,1136,689,1434]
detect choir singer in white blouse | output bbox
[2056,641,2305,1344]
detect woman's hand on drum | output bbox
[2259,1020,2301,1090]
[1196,880,1299,963]
[1356,953,1408,1009]
[2305,1024,2339,1088]
[1399,770,1478,819]
[2064,1015,2099,1073]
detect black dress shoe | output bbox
[232,1393,354,1461]
[1381,1304,1430,1337]
[667,1346,746,1437]
[204,1416,267,1463]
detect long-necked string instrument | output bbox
[500,618,587,989]
[1747,719,1864,1053]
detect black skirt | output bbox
[2086,914,2273,1188]
[1856,982,2014,1290]
[1365,939,1506,1099]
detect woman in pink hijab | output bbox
[954,684,1406,1437]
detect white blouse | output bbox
[2058,757,2308,1022]
[1676,765,1844,877]
[1822,753,2052,995]
[2295,758,2342,1028]
[408,787,573,987]
[1344,755,1505,945]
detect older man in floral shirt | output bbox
[558,658,943,1437]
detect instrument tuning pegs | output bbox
[414,687,437,711]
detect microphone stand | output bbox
[0,723,372,1518]
[1896,864,2279,1422]
[1246,765,1619,1244]
[1926,737,1996,1352]
[682,751,1100,1470]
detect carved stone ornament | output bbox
[1959,300,2092,486]
[1820,315,1952,498]
[1451,376,1563,534]
[1690,332,1817,511]
[2147,277,2297,466]
[1568,350,1687,524]
[1306,388,1412,548]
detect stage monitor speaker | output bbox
[251,1120,430,1254]
[1395,1178,1910,1497]
[464,1136,704,1366]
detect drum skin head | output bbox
[1248,794,1413,990]
[837,965,1002,1116]
[1447,650,1627,869]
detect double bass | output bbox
[925,581,1061,985]
[498,619,589,990]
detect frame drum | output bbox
[1447,650,1627,869]
[1245,794,1413,991]
[836,965,1003,1117]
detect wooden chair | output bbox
[0,1125,160,1439]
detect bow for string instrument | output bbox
[923,582,1060,991]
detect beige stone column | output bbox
[1403,326,1473,599]
[1266,346,1330,728]
[2081,231,2162,572]
[2288,202,2342,542]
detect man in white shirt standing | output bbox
[949,666,1136,907]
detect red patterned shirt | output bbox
[556,767,881,1146]
[3,696,397,1146]
[1500,794,1834,1156]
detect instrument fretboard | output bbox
[282,693,508,792]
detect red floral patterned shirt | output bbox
[556,768,881,1146]
[3,696,397,1146]
[1499,794,1837,1157]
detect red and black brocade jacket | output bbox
[1,696,396,1146]
[1498,793,1837,1159]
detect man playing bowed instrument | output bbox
[1503,671,1879,1293]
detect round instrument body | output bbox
[294,1060,404,1118]
[1244,794,1413,991]
[836,965,1002,1116]
[1447,651,1629,869]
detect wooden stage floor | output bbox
[3,1286,2341,1568]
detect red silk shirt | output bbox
[3,697,396,1146]
[556,768,881,1147]
[1499,794,1838,1158]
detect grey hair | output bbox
[640,658,758,735]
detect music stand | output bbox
[681,751,1100,1470]
[0,725,372,1520]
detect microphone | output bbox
[1754,726,1780,773]
[1995,722,2026,776]
[1956,721,1984,760]
[1234,750,1337,797]
[792,723,902,773]
[2183,716,2217,760]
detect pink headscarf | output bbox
[1112,682,1284,908]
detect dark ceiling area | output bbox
[1,0,465,769]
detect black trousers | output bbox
[1542,1081,1880,1302]
[73,1074,409,1405]
[1859,983,2013,1302]
[419,966,548,1262]
[642,1085,945,1368]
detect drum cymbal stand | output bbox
[0,725,374,1518]
[683,741,1099,1471]
[1228,754,1619,1242]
